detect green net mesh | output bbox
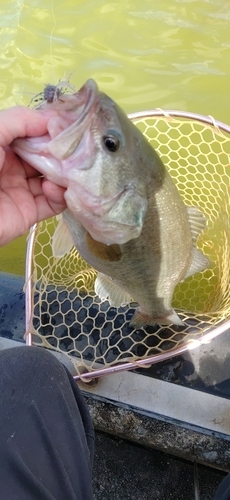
[26,111,230,378]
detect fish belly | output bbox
[63,173,192,326]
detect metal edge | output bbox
[128,109,230,135]
[83,391,230,471]
[73,318,230,381]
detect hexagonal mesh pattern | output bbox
[26,111,230,379]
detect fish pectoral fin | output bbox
[95,273,132,307]
[86,232,122,261]
[183,247,210,281]
[187,206,207,243]
[130,308,184,328]
[52,215,74,257]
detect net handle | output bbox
[25,225,37,346]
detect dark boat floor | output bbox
[0,272,228,499]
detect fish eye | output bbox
[103,135,120,152]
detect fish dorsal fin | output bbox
[183,247,210,281]
[187,206,207,243]
[86,232,122,262]
[52,216,74,257]
[95,272,132,307]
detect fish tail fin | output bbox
[130,308,184,328]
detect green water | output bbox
[0,0,230,275]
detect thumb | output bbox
[0,106,58,147]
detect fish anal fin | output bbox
[130,308,184,328]
[187,206,207,243]
[86,232,122,262]
[52,216,74,257]
[95,273,132,307]
[183,247,210,281]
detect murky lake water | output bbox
[0,0,229,275]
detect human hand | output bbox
[0,106,66,246]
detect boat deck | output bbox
[1,272,229,499]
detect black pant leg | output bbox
[215,474,230,500]
[0,346,94,500]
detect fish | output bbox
[12,79,210,328]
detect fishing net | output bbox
[25,110,230,381]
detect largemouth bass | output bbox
[12,79,209,327]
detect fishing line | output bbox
[47,0,75,91]
[49,0,57,83]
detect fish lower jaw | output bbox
[67,205,142,245]
[66,186,124,218]
[130,308,184,328]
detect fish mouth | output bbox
[41,78,100,125]
[11,79,99,158]
[46,79,100,161]
[70,79,99,126]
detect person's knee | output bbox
[0,345,64,386]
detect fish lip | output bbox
[38,79,100,163]
[72,79,99,126]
